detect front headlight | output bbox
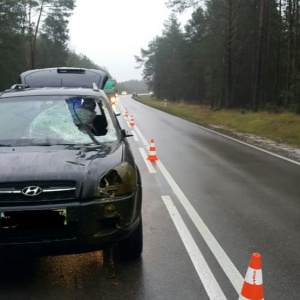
[110,96,117,104]
[97,162,137,199]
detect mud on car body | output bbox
[0,85,142,259]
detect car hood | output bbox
[0,144,124,183]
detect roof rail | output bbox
[92,83,99,91]
[10,84,29,90]
[0,84,29,96]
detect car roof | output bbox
[0,86,108,99]
[19,67,109,90]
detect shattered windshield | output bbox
[0,95,118,146]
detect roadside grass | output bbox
[133,96,300,147]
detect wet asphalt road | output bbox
[1,94,300,299]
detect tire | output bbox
[117,217,143,260]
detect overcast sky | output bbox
[68,0,193,82]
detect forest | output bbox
[0,0,107,92]
[135,0,300,112]
[1,0,300,113]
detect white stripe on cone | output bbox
[244,267,263,285]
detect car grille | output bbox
[0,181,76,206]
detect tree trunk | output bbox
[225,0,234,108]
[285,0,293,106]
[31,2,45,69]
[252,0,265,112]
[274,0,282,106]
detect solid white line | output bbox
[120,98,299,166]
[119,101,247,292]
[131,130,139,142]
[193,123,300,166]
[116,101,125,112]
[139,148,156,173]
[162,196,227,300]
[133,125,149,147]
[157,160,243,294]
[124,114,243,293]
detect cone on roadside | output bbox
[239,253,264,300]
[147,138,158,161]
[124,110,128,118]
[129,115,135,126]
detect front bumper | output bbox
[0,189,142,256]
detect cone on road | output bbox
[239,253,264,300]
[147,138,158,161]
[124,110,128,118]
[129,115,135,126]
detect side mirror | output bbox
[121,129,133,138]
[115,111,121,116]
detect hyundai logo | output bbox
[22,186,43,196]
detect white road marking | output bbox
[192,123,300,166]
[162,195,227,300]
[118,99,299,165]
[133,125,149,147]
[157,160,243,293]
[139,148,156,173]
[119,99,243,295]
[131,130,139,142]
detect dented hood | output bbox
[0,144,123,182]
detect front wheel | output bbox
[116,217,143,260]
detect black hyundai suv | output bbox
[0,83,142,259]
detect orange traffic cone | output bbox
[239,253,264,300]
[147,138,158,161]
[129,115,135,126]
[124,110,128,118]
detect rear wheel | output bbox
[116,217,143,260]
